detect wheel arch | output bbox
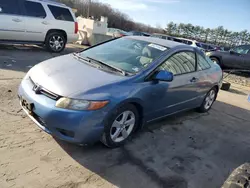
[212,84,219,100]
[210,56,223,66]
[106,98,145,130]
[45,29,67,43]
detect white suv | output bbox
[0,0,78,52]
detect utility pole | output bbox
[87,0,91,18]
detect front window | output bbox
[0,0,21,15]
[232,45,250,55]
[78,38,168,74]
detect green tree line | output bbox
[57,0,163,33]
[165,22,249,47]
[58,0,249,47]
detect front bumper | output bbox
[18,77,106,144]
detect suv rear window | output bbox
[24,1,46,18]
[48,5,73,22]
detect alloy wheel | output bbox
[49,35,64,51]
[110,110,135,143]
[204,90,216,110]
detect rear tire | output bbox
[45,32,66,53]
[197,87,218,113]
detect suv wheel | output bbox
[45,32,66,53]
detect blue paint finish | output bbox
[18,37,222,144]
[154,70,173,82]
[248,94,250,102]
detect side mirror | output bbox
[229,49,236,54]
[154,70,173,82]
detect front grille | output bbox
[40,89,60,100]
[29,77,60,100]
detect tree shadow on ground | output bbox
[56,101,250,188]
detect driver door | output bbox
[225,46,247,69]
[143,50,201,122]
[0,0,26,41]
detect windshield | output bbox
[78,38,168,74]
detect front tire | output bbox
[101,104,139,148]
[197,87,217,113]
[45,32,66,53]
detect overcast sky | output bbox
[100,0,250,32]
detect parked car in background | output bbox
[18,36,222,148]
[107,28,130,38]
[151,35,225,53]
[206,45,250,70]
[174,38,210,51]
[150,33,175,40]
[128,31,150,36]
[0,0,78,52]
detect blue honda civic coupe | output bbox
[18,36,222,148]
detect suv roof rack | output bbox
[37,0,66,6]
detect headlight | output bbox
[206,52,212,56]
[56,97,109,110]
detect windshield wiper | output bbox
[73,53,103,68]
[73,53,129,76]
[86,56,127,76]
[73,52,91,62]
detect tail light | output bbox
[74,22,78,34]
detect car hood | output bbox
[28,54,126,97]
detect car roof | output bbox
[126,36,188,48]
[176,37,197,42]
[151,33,172,37]
[31,0,67,7]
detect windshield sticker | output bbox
[148,43,167,51]
[132,67,139,72]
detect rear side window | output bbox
[0,0,21,15]
[173,38,183,43]
[159,51,196,75]
[196,43,202,47]
[24,1,46,18]
[197,54,211,70]
[48,5,74,22]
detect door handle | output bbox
[42,21,49,25]
[190,77,199,83]
[12,18,22,22]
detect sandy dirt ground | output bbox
[0,44,250,188]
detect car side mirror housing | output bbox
[229,49,236,54]
[154,70,174,82]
